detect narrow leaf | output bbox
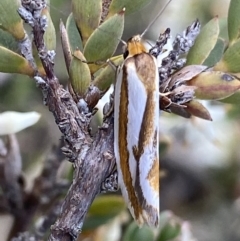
[0,46,34,76]
[0,0,25,40]
[0,29,18,52]
[228,0,240,44]
[219,18,228,39]
[60,20,72,74]
[220,90,240,104]
[108,0,151,17]
[187,17,219,65]
[123,222,154,241]
[203,38,226,66]
[188,71,240,100]
[66,13,83,51]
[214,39,240,72]
[84,9,124,63]
[69,50,91,97]
[185,100,212,121]
[168,65,208,89]
[42,8,56,51]
[158,212,181,241]
[83,195,125,230]
[93,55,123,91]
[72,0,102,45]
[158,222,181,241]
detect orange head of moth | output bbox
[123,35,147,59]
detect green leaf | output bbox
[0,46,34,76]
[69,50,91,97]
[83,195,126,230]
[203,38,226,66]
[219,18,228,39]
[188,71,240,100]
[72,0,102,45]
[0,29,18,52]
[42,8,56,51]
[66,13,83,51]
[123,222,154,241]
[228,0,240,44]
[158,212,197,241]
[214,39,240,72]
[158,222,181,241]
[60,20,72,74]
[220,90,240,104]
[159,211,173,228]
[108,0,151,17]
[93,55,123,91]
[83,10,124,64]
[0,0,25,40]
[158,211,181,241]
[187,17,219,65]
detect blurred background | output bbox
[1,0,240,240]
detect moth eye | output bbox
[123,49,129,59]
[122,44,129,59]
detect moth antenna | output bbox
[119,39,127,46]
[140,0,172,38]
[94,27,127,46]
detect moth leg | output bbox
[103,59,122,120]
[159,91,172,97]
[72,52,105,65]
[107,59,117,71]
[159,91,172,109]
[103,92,114,120]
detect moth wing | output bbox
[114,61,145,223]
[114,55,159,227]
[128,56,159,226]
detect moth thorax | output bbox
[124,35,147,59]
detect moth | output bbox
[114,34,160,226]
[112,0,172,227]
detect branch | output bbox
[18,1,115,240]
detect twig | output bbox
[8,141,67,240]
[0,134,23,216]
[18,1,116,240]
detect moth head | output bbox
[123,35,147,59]
[122,0,172,60]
